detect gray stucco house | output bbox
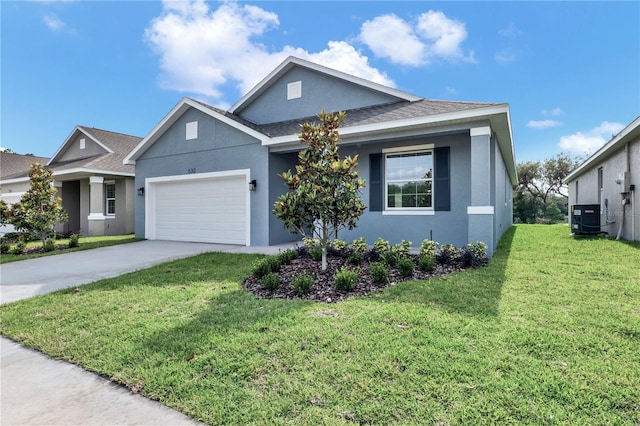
[125,56,516,256]
[1,126,141,236]
[564,116,639,241]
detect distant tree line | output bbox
[513,153,581,224]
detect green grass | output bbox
[0,234,141,264]
[1,224,638,425]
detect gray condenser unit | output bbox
[571,204,601,235]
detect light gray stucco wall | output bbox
[567,138,639,240]
[105,178,134,235]
[134,108,273,246]
[239,67,399,124]
[268,152,302,245]
[334,132,471,248]
[493,137,514,247]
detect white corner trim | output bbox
[88,213,106,221]
[89,176,104,184]
[467,206,495,215]
[470,126,491,137]
[383,210,435,216]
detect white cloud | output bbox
[494,48,518,64]
[558,121,625,156]
[498,23,522,38]
[43,14,66,31]
[542,107,564,116]
[528,120,562,129]
[359,10,475,66]
[145,0,394,104]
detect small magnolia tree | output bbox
[8,163,68,246]
[274,111,366,271]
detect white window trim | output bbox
[382,144,435,213]
[105,181,116,216]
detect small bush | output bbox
[260,272,281,290]
[303,237,320,250]
[252,258,272,279]
[420,239,438,258]
[310,245,323,261]
[392,240,412,258]
[10,240,26,255]
[381,250,399,268]
[292,271,314,295]
[397,256,415,277]
[419,255,436,272]
[43,237,56,252]
[68,233,80,248]
[373,237,391,254]
[347,251,363,265]
[331,239,349,252]
[278,249,298,264]
[334,267,358,291]
[370,262,389,284]
[363,248,382,263]
[438,244,459,263]
[351,237,368,256]
[466,241,488,259]
[266,256,282,272]
[0,238,10,254]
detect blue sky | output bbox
[2,1,638,164]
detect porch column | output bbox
[87,176,105,236]
[468,126,495,254]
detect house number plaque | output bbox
[187,168,196,174]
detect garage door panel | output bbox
[149,174,248,245]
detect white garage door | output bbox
[147,172,249,245]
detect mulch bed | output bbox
[243,252,478,303]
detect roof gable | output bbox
[230,56,421,124]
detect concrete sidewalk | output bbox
[0,240,298,425]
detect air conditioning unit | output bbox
[571,204,601,235]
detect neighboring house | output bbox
[564,116,639,241]
[0,126,142,236]
[0,152,51,235]
[125,56,517,256]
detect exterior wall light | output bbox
[137,187,145,196]
[249,179,257,191]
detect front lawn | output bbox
[0,234,141,264]
[0,225,638,425]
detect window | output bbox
[186,121,198,140]
[384,148,433,209]
[105,183,116,215]
[79,138,86,150]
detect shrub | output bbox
[0,238,10,254]
[347,251,363,265]
[260,272,281,290]
[438,244,459,263]
[43,237,56,252]
[397,256,415,277]
[334,267,358,291]
[310,245,323,261]
[252,258,272,279]
[331,239,349,252]
[381,250,399,268]
[292,271,314,295]
[68,233,80,248]
[461,249,485,268]
[351,237,368,256]
[466,241,488,259]
[303,237,320,250]
[278,248,298,264]
[419,255,436,272]
[363,248,382,263]
[266,256,282,272]
[392,240,412,258]
[373,237,391,254]
[10,240,26,255]
[370,262,389,284]
[420,239,438,258]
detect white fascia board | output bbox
[264,104,511,146]
[230,56,421,114]
[53,168,135,178]
[564,115,640,183]
[48,126,114,166]
[124,98,269,165]
[0,176,30,185]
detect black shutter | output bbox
[434,147,450,211]
[369,153,383,212]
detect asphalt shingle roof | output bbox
[0,152,51,180]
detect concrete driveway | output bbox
[0,239,297,425]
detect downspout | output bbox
[616,142,631,240]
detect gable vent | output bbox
[287,81,302,100]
